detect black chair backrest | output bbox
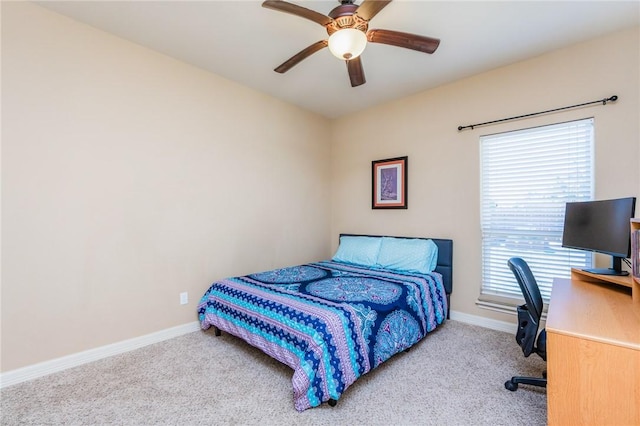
[508,257,545,358]
[508,257,544,321]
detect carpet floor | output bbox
[1,320,547,425]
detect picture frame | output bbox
[372,156,408,209]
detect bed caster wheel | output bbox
[505,380,518,391]
[327,399,337,407]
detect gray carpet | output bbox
[1,320,546,425]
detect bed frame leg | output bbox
[213,326,221,336]
[328,399,337,407]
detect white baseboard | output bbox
[0,321,201,389]
[449,309,516,334]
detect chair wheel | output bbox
[327,399,337,407]
[505,380,518,391]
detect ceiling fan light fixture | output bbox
[328,28,367,60]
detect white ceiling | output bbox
[36,1,640,119]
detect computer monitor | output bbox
[561,197,636,276]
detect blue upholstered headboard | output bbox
[430,238,453,296]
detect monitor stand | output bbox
[583,256,629,276]
[583,268,629,276]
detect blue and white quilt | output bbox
[198,260,447,411]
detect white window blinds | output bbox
[480,118,594,301]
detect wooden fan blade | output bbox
[262,0,333,27]
[367,29,440,54]
[274,40,329,73]
[354,0,392,21]
[346,56,366,87]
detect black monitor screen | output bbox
[562,197,636,259]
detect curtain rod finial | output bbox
[604,95,618,104]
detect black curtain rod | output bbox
[457,95,618,131]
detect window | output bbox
[480,118,594,303]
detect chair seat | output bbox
[536,329,547,361]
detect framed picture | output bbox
[372,156,408,209]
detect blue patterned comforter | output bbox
[197,260,447,411]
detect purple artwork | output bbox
[380,169,398,200]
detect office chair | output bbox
[504,257,547,391]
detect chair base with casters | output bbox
[504,323,547,391]
[505,370,547,391]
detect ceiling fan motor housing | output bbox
[327,3,368,35]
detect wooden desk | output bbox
[546,277,640,425]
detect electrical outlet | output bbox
[180,292,188,305]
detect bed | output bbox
[197,234,453,411]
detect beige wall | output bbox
[330,26,640,323]
[1,3,331,372]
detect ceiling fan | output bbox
[262,0,440,87]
